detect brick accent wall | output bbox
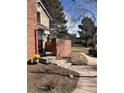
[27,0,37,60]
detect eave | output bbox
[36,0,52,21]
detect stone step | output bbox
[40,56,56,64]
[52,59,66,66]
[41,56,56,59]
[46,52,53,55]
[60,63,72,68]
[40,56,71,68]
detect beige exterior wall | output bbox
[37,3,49,28]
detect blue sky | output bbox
[59,0,97,37]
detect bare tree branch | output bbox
[76,6,96,23]
[83,0,97,3]
[71,0,97,3]
[68,0,96,25]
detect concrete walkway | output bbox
[68,53,97,93]
[79,53,97,65]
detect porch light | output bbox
[44,30,50,35]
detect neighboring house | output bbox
[27,0,52,61]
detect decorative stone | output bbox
[69,74,73,78]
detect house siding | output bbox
[27,0,37,60]
[37,3,49,28]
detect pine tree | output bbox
[42,0,68,38]
[78,17,96,47]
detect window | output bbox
[38,31,44,40]
[37,12,41,24]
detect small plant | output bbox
[33,54,40,63]
[46,75,58,90]
[33,54,40,59]
[38,75,58,92]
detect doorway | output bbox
[38,30,44,55]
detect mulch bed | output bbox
[27,63,79,93]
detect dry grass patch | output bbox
[72,47,90,53]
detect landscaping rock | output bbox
[70,53,88,65]
[69,74,74,78]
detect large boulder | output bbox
[70,53,88,65]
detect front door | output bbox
[38,30,44,54]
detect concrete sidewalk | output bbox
[79,53,97,65]
[68,53,97,93]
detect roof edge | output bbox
[37,0,52,20]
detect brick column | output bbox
[27,0,37,60]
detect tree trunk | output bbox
[85,38,88,47]
[92,33,96,49]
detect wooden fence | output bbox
[46,38,72,59]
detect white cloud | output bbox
[64,10,80,37]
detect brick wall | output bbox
[27,0,37,60]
